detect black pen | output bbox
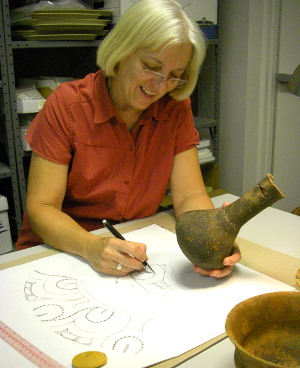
[102,219,154,272]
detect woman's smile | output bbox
[140,85,156,96]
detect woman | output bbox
[16,0,240,277]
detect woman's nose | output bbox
[153,78,169,93]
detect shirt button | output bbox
[116,211,122,218]
[128,144,134,151]
[124,178,129,185]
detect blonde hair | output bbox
[97,0,206,101]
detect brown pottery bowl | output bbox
[225,291,300,368]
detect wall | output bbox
[218,0,249,195]
[272,0,300,212]
[218,0,299,213]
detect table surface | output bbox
[0,194,299,368]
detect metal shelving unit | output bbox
[191,37,220,161]
[11,40,101,49]
[2,0,102,222]
[0,1,23,236]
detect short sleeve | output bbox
[173,98,199,155]
[26,86,74,165]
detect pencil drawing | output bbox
[116,264,183,293]
[24,269,172,353]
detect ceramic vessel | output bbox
[176,174,285,270]
[225,291,300,368]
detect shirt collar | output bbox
[93,70,116,124]
[146,95,170,122]
[93,70,171,124]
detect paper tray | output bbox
[11,10,112,28]
[31,9,113,20]
[11,29,107,41]
[31,18,108,33]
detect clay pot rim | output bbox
[225,291,300,368]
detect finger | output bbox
[194,264,234,278]
[112,239,148,264]
[87,238,136,275]
[209,266,233,278]
[100,238,147,270]
[222,201,231,207]
[93,259,134,276]
[223,242,241,266]
[114,253,144,271]
[193,265,211,276]
[113,261,133,276]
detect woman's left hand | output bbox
[193,241,241,278]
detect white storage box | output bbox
[18,76,75,99]
[0,195,13,254]
[16,86,46,113]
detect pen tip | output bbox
[148,265,154,273]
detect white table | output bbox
[0,194,299,368]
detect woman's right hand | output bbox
[85,235,149,276]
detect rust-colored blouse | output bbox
[16,70,199,249]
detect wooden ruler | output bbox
[0,320,66,368]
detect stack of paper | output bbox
[197,139,215,164]
[11,9,113,41]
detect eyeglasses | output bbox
[143,69,189,88]
[137,57,188,88]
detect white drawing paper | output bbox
[0,224,295,368]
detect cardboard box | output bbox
[0,195,13,254]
